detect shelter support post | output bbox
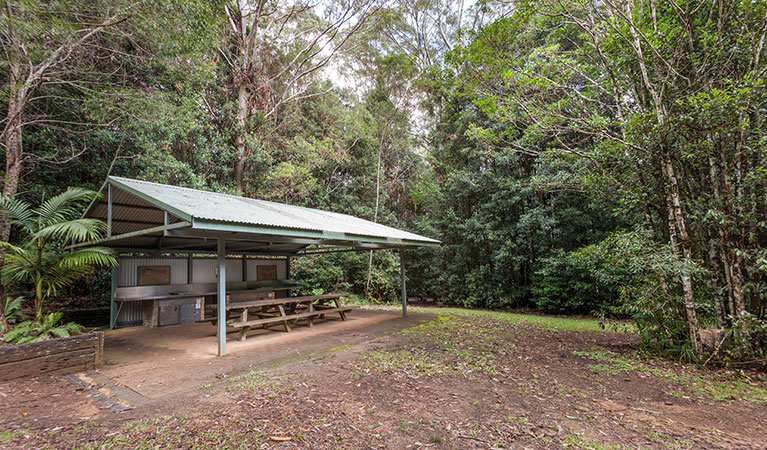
[107,184,112,237]
[400,250,407,317]
[109,263,118,329]
[286,257,291,297]
[187,253,193,283]
[217,238,227,356]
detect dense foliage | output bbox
[3,0,767,363]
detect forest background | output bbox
[2,0,767,362]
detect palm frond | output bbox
[0,246,36,284]
[0,241,34,259]
[0,196,36,232]
[36,188,98,227]
[34,219,107,243]
[44,264,94,297]
[59,247,117,268]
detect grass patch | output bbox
[75,415,258,450]
[646,431,691,449]
[0,429,28,445]
[505,414,529,424]
[358,347,456,376]
[357,307,610,378]
[358,314,512,376]
[563,431,624,449]
[367,305,612,333]
[227,368,288,391]
[576,347,767,404]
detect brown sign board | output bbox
[257,265,278,280]
[138,266,171,285]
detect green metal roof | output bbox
[82,177,439,254]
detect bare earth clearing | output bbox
[1,306,767,449]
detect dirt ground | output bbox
[2,307,767,449]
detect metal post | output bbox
[400,250,407,317]
[285,257,291,297]
[242,255,248,282]
[109,262,118,329]
[107,184,112,238]
[217,238,227,357]
[187,253,193,284]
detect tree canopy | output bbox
[3,0,767,363]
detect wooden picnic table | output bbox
[206,293,359,341]
[199,286,297,320]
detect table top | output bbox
[115,286,300,302]
[208,293,350,310]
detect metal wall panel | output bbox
[117,257,188,287]
[118,257,287,286]
[115,301,143,327]
[192,257,245,282]
[192,258,216,283]
[226,259,242,282]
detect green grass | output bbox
[75,415,258,450]
[358,314,512,376]
[227,368,288,391]
[562,431,624,449]
[366,305,612,333]
[505,414,529,424]
[358,347,457,376]
[646,431,691,449]
[0,429,28,445]
[429,434,443,443]
[576,347,767,404]
[357,306,615,378]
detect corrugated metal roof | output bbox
[107,177,439,245]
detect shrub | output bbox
[579,231,707,359]
[719,312,767,366]
[532,250,620,315]
[3,312,83,344]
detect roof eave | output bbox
[191,219,440,248]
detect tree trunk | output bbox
[730,133,747,320]
[1,61,25,243]
[705,154,727,328]
[365,136,384,297]
[234,82,249,196]
[0,61,26,330]
[662,158,702,354]
[730,249,747,318]
[705,233,727,329]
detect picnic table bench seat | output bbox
[228,305,360,329]
[204,293,357,341]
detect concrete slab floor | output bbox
[80,308,435,404]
